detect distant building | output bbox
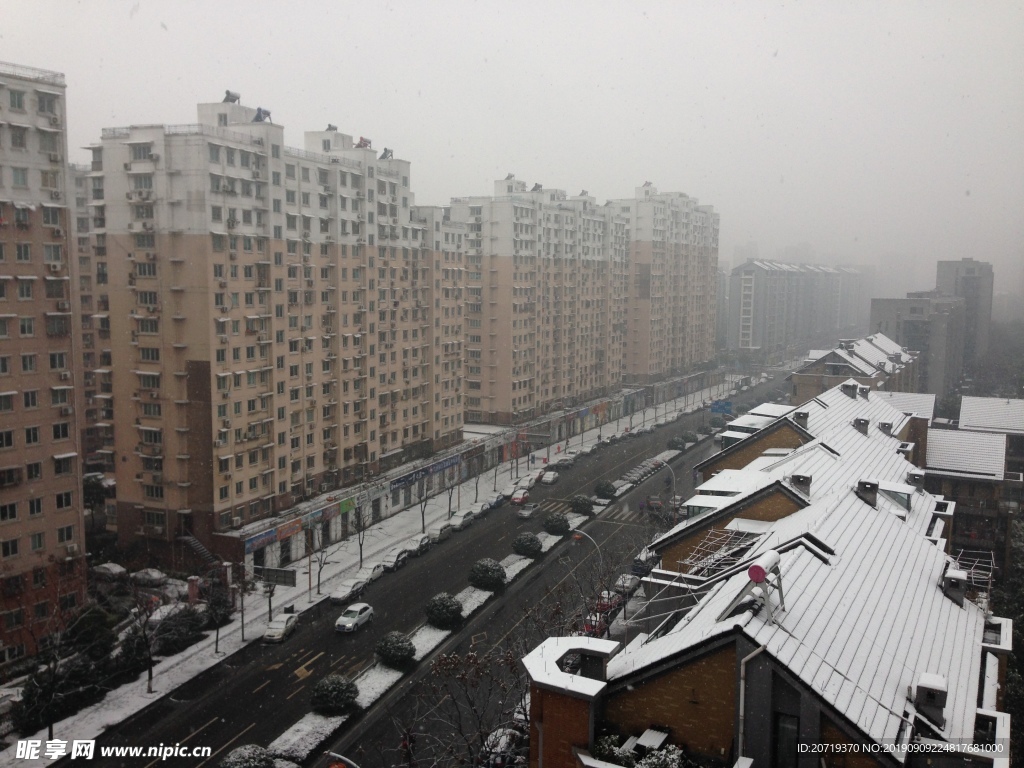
[787,333,919,404]
[936,258,993,364]
[727,259,866,361]
[0,61,88,671]
[715,268,729,351]
[870,292,965,399]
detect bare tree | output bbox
[307,520,342,595]
[353,503,369,569]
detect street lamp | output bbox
[572,529,604,576]
[662,462,677,520]
[324,752,361,768]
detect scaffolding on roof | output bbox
[680,528,761,577]
[952,548,996,590]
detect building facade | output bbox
[936,257,993,365]
[85,100,462,566]
[0,62,87,668]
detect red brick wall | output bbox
[529,685,594,768]
[699,424,809,480]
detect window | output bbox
[55,492,72,510]
[57,525,73,543]
[54,457,72,475]
[10,127,27,150]
[140,347,160,362]
[26,462,40,480]
[52,422,69,440]
[21,354,35,372]
[23,391,37,408]
[0,431,14,449]
[12,168,28,187]
[0,395,10,413]
[25,427,39,445]
[1,539,18,558]
[0,503,15,522]
[30,533,43,551]
[17,280,33,300]
[19,317,34,337]
[16,243,30,262]
[28,499,41,516]
[37,93,57,114]
[9,90,25,110]
[49,352,67,370]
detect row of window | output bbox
[0,423,71,447]
[0,167,62,189]
[0,353,72,374]
[0,278,66,301]
[0,492,73,522]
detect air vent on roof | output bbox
[897,442,914,457]
[790,474,811,496]
[879,421,893,436]
[907,470,924,489]
[853,417,869,435]
[915,673,948,728]
[793,411,809,429]
[841,382,858,399]
[858,385,871,399]
[855,479,878,507]
[942,567,967,607]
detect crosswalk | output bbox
[532,498,648,524]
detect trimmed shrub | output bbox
[425,592,463,630]
[544,512,570,536]
[594,480,617,499]
[220,745,275,768]
[666,437,685,451]
[152,605,205,656]
[376,631,416,670]
[735,404,749,414]
[570,495,595,516]
[708,416,727,428]
[468,558,507,592]
[698,425,714,435]
[512,532,543,559]
[681,431,699,443]
[310,674,359,715]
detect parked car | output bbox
[516,474,537,490]
[511,488,530,505]
[583,612,609,637]
[450,511,474,530]
[595,590,624,614]
[614,574,641,595]
[428,522,454,543]
[552,456,575,470]
[381,548,409,572]
[517,503,539,520]
[356,562,385,582]
[335,602,374,633]
[579,443,598,455]
[474,501,492,517]
[487,492,507,509]
[631,549,659,576]
[540,471,560,485]
[330,578,368,605]
[405,533,431,556]
[262,613,298,642]
[498,484,519,500]
[646,497,665,512]
[565,448,582,460]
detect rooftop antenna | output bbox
[223,90,241,104]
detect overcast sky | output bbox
[4,0,1022,294]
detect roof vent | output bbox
[841,382,858,399]
[856,479,879,507]
[839,339,856,351]
[853,417,869,435]
[793,411,809,429]
[907,470,925,489]
[790,474,812,496]
[888,352,902,363]
[858,385,871,399]
[897,442,914,457]
[879,421,893,436]
[914,673,948,728]
[942,567,967,608]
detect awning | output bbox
[53,452,78,460]
[90,313,109,318]
[34,87,63,96]
[209,230,228,237]
[0,276,11,280]
[93,422,112,428]
[0,391,17,397]
[13,202,37,210]
[51,385,74,391]
[0,313,18,318]
[37,125,61,133]
[92,368,111,374]
[41,203,63,209]
[44,275,70,281]
[18,275,38,280]
[45,312,71,317]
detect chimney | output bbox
[841,382,858,399]
[855,479,878,507]
[915,673,948,728]
[858,385,871,399]
[853,417,869,435]
[793,411,809,429]
[790,474,812,496]
[577,651,609,682]
[907,469,925,489]
[879,421,893,436]
[942,568,967,607]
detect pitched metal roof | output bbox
[871,391,936,422]
[959,396,1024,435]
[926,430,1006,480]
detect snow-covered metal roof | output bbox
[959,396,1024,435]
[871,391,936,422]
[926,430,1006,480]
[748,403,796,419]
[607,493,988,749]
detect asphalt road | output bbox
[89,378,785,767]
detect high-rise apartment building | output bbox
[449,177,629,424]
[0,62,86,666]
[85,100,461,564]
[936,257,993,364]
[608,183,719,384]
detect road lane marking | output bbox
[141,716,220,768]
[294,651,325,680]
[265,662,284,671]
[195,722,255,768]
[330,654,350,668]
[471,632,488,646]
[287,685,306,700]
[252,679,271,694]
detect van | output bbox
[428,522,453,544]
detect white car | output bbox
[262,613,298,642]
[614,574,641,595]
[356,562,385,582]
[335,602,374,633]
[516,474,537,489]
[330,577,368,605]
[541,471,560,485]
[450,511,474,530]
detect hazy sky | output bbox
[4,1,1022,291]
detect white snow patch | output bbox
[412,624,451,660]
[567,514,588,530]
[354,663,405,709]
[274,760,302,768]
[501,554,532,581]
[268,711,348,762]
[456,586,492,617]
[537,532,562,552]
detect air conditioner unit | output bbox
[148,153,160,162]
[302,230,311,239]
[229,252,237,260]
[214,439,226,447]
[227,219,236,229]
[251,170,261,179]
[49,116,61,126]
[218,334,228,344]
[48,263,63,273]
[124,162,133,171]
[219,280,228,288]
[222,419,231,428]
[50,190,61,200]
[146,252,157,261]
[48,152,62,163]
[152,526,164,535]
[52,228,63,238]
[232,516,242,527]
[320,483,330,492]
[222,391,231,399]
[220,306,229,314]
[59,371,71,381]
[149,391,159,399]
[127,222,135,231]
[65,543,79,556]
[59,406,73,416]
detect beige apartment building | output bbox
[0,62,87,667]
[608,182,720,385]
[84,99,461,566]
[449,177,630,425]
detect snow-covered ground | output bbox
[268,712,348,762]
[2,378,737,765]
[411,624,451,661]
